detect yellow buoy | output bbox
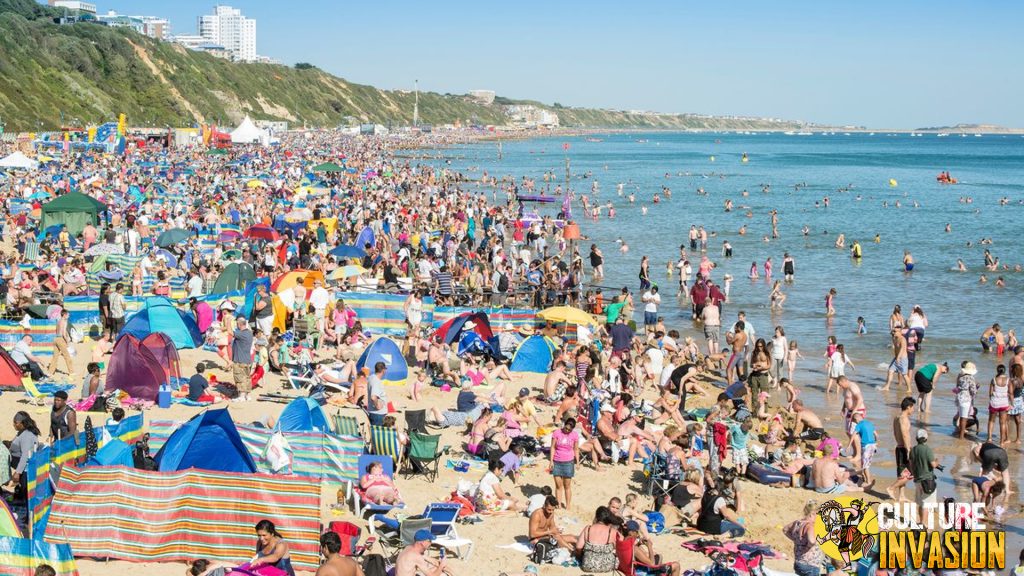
[889,179,898,187]
[710,155,715,162]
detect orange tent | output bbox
[271,270,326,293]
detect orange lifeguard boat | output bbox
[937,171,958,184]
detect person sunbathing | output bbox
[359,461,401,505]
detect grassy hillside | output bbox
[0,0,814,132]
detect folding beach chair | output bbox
[372,516,432,558]
[282,362,317,391]
[21,377,47,406]
[351,454,406,518]
[401,432,448,482]
[423,502,474,559]
[370,425,403,468]
[332,411,365,440]
[405,409,427,434]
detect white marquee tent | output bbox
[0,151,39,170]
[230,116,269,145]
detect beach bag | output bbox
[363,554,389,576]
[264,432,292,473]
[510,435,539,455]
[645,510,666,534]
[531,536,558,564]
[327,521,362,555]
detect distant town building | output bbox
[198,5,256,62]
[172,34,232,59]
[49,0,96,15]
[504,105,559,128]
[97,11,171,39]
[468,90,496,105]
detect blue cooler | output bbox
[158,385,171,409]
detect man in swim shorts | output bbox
[882,328,910,392]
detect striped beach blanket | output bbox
[25,414,145,538]
[148,421,363,484]
[46,466,321,569]
[334,291,435,336]
[0,536,78,576]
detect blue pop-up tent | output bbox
[154,409,257,473]
[121,297,202,349]
[509,335,556,373]
[356,337,408,386]
[276,397,331,433]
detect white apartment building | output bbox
[198,5,256,62]
[49,0,96,15]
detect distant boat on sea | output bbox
[796,132,812,136]
[585,138,603,143]
[974,133,982,137]
[937,133,949,137]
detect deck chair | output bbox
[370,425,403,468]
[616,536,671,576]
[401,432,448,482]
[333,411,365,439]
[351,454,406,518]
[21,377,47,406]
[372,516,432,558]
[405,409,427,434]
[423,502,474,559]
[282,362,317,390]
[644,451,681,505]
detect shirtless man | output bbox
[881,328,910,392]
[727,324,748,383]
[838,376,865,438]
[811,444,862,494]
[544,362,573,400]
[529,495,577,551]
[395,530,450,576]
[886,397,916,501]
[316,532,364,576]
[980,323,1004,354]
[792,400,826,440]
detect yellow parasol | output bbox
[537,306,598,326]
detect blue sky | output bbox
[89,1,1023,128]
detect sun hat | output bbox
[961,361,978,376]
[917,429,928,440]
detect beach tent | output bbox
[121,297,202,349]
[230,116,269,145]
[40,192,107,236]
[155,409,257,473]
[141,332,182,381]
[212,262,257,294]
[0,500,18,537]
[434,311,494,344]
[276,397,331,433]
[0,345,24,390]
[311,162,345,173]
[86,439,134,467]
[0,151,38,170]
[356,337,408,385]
[509,335,556,373]
[106,334,168,401]
[271,269,326,293]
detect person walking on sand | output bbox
[882,327,911,392]
[887,397,916,501]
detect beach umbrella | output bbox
[537,305,598,326]
[219,230,242,242]
[156,228,191,247]
[246,179,267,188]
[154,248,178,268]
[329,265,367,280]
[244,225,280,242]
[220,249,243,262]
[311,162,344,173]
[329,244,366,259]
[206,148,228,155]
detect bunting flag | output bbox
[0,536,78,576]
[47,466,321,569]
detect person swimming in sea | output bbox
[903,250,915,272]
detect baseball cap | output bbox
[413,529,435,542]
[625,520,641,532]
[916,429,928,440]
[518,387,530,397]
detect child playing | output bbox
[826,343,854,394]
[728,419,754,476]
[778,377,798,412]
[410,370,428,401]
[620,493,651,538]
[848,411,876,488]
[857,316,867,335]
[786,340,804,383]
[825,288,837,316]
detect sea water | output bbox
[423,131,1024,537]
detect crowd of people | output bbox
[0,127,1019,576]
